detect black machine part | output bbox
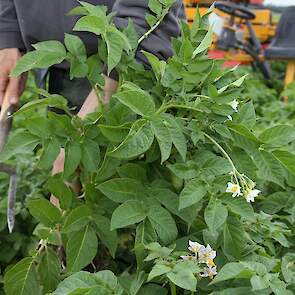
[215,1,272,79]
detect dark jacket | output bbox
[0,0,185,62]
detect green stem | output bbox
[202,132,239,182]
[170,282,177,295]
[138,6,172,44]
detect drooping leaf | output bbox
[151,116,172,163]
[46,174,73,209]
[205,197,228,232]
[93,214,118,258]
[38,248,61,293]
[4,257,41,295]
[81,139,101,172]
[148,205,178,245]
[66,225,98,273]
[64,140,82,179]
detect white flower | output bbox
[227,115,233,121]
[188,240,203,254]
[229,99,239,111]
[226,182,242,197]
[200,266,218,279]
[244,189,260,203]
[198,244,216,267]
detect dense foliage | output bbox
[1,1,295,294]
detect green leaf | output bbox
[38,248,61,293]
[12,41,66,76]
[27,199,61,227]
[93,214,118,258]
[205,197,228,232]
[164,114,187,161]
[46,175,73,210]
[99,124,130,143]
[167,264,197,291]
[106,30,124,73]
[143,51,166,81]
[114,89,155,117]
[273,150,295,176]
[148,264,171,281]
[73,15,106,35]
[53,271,103,295]
[224,196,255,221]
[98,178,141,203]
[151,116,172,163]
[137,284,168,295]
[4,257,41,295]
[253,150,285,187]
[250,275,269,291]
[223,215,245,259]
[109,121,154,159]
[151,188,201,225]
[192,26,213,57]
[0,130,39,161]
[81,139,100,172]
[167,161,198,180]
[111,200,147,230]
[228,123,260,143]
[117,163,147,182]
[234,101,256,129]
[64,140,82,179]
[281,253,295,283]
[211,262,250,285]
[63,205,92,233]
[39,138,60,170]
[179,179,207,209]
[64,33,87,61]
[148,205,178,245]
[259,125,295,146]
[66,225,98,273]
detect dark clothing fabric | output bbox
[0,0,185,63]
[1,0,184,111]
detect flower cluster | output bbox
[226,171,261,203]
[181,240,217,279]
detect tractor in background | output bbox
[184,0,278,78]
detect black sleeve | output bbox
[112,0,185,61]
[0,0,25,49]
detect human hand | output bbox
[0,48,27,106]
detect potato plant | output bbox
[2,1,295,294]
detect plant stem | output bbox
[170,282,177,295]
[138,6,172,44]
[202,132,237,175]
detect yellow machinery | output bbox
[184,0,277,65]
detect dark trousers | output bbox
[34,67,92,114]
